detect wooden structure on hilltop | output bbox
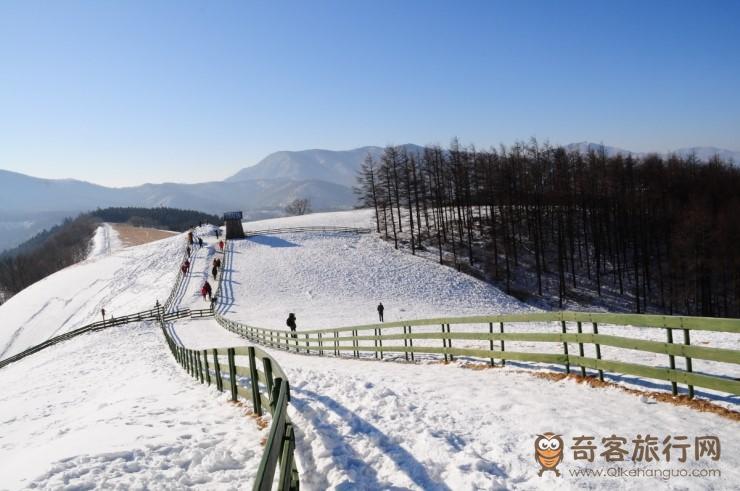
[223,211,245,239]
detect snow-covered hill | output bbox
[1,210,738,489]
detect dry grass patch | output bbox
[112,224,177,247]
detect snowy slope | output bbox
[174,210,739,489]
[2,209,738,490]
[0,321,265,490]
[0,232,182,359]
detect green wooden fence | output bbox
[0,306,164,369]
[214,311,740,398]
[160,238,299,490]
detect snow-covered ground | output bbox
[0,321,265,490]
[88,223,123,259]
[1,210,738,490]
[0,232,183,359]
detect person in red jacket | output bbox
[201,281,212,301]
[219,240,225,252]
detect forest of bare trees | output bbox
[355,140,740,317]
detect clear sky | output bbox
[1,0,738,187]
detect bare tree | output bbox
[285,198,312,216]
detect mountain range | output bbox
[0,142,737,252]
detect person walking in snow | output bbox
[377,302,384,322]
[188,231,194,245]
[201,281,212,301]
[215,228,220,239]
[212,265,218,279]
[186,246,191,257]
[198,237,203,248]
[286,313,297,338]
[210,295,217,311]
[101,308,106,322]
[219,240,225,252]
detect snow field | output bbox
[229,211,739,408]
[0,231,184,359]
[0,321,265,490]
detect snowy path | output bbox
[88,223,122,259]
[0,321,265,490]
[171,320,739,490]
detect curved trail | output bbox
[171,227,740,490]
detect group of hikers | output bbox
[182,228,227,310]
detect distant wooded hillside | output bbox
[0,206,218,304]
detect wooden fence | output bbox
[213,311,740,399]
[0,306,164,369]
[244,226,371,237]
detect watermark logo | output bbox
[534,432,722,480]
[535,433,564,477]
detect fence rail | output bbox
[214,309,740,398]
[158,237,298,490]
[0,306,164,369]
[245,226,371,237]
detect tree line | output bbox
[355,140,740,317]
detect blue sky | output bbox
[1,1,738,186]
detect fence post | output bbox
[374,328,378,359]
[408,325,414,362]
[353,330,359,358]
[262,357,274,396]
[318,333,323,356]
[403,326,409,361]
[227,348,238,402]
[576,321,586,377]
[489,322,495,367]
[666,328,678,396]
[248,347,262,416]
[499,322,506,366]
[447,324,454,361]
[441,324,448,363]
[683,329,694,399]
[335,331,339,357]
[196,351,204,384]
[561,321,570,374]
[378,328,383,360]
[305,333,310,354]
[592,322,603,381]
[203,349,211,386]
[213,349,222,392]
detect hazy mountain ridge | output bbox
[227,144,425,187]
[1,141,736,252]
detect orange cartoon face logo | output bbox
[535,433,564,476]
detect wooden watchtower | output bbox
[223,211,245,239]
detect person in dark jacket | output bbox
[198,237,204,248]
[286,313,297,338]
[212,265,218,279]
[210,295,217,311]
[101,308,106,321]
[377,302,384,322]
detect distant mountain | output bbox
[564,142,739,164]
[227,144,425,187]
[0,170,356,252]
[671,146,740,163]
[564,142,637,158]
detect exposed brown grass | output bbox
[531,371,740,421]
[111,224,177,247]
[451,361,739,420]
